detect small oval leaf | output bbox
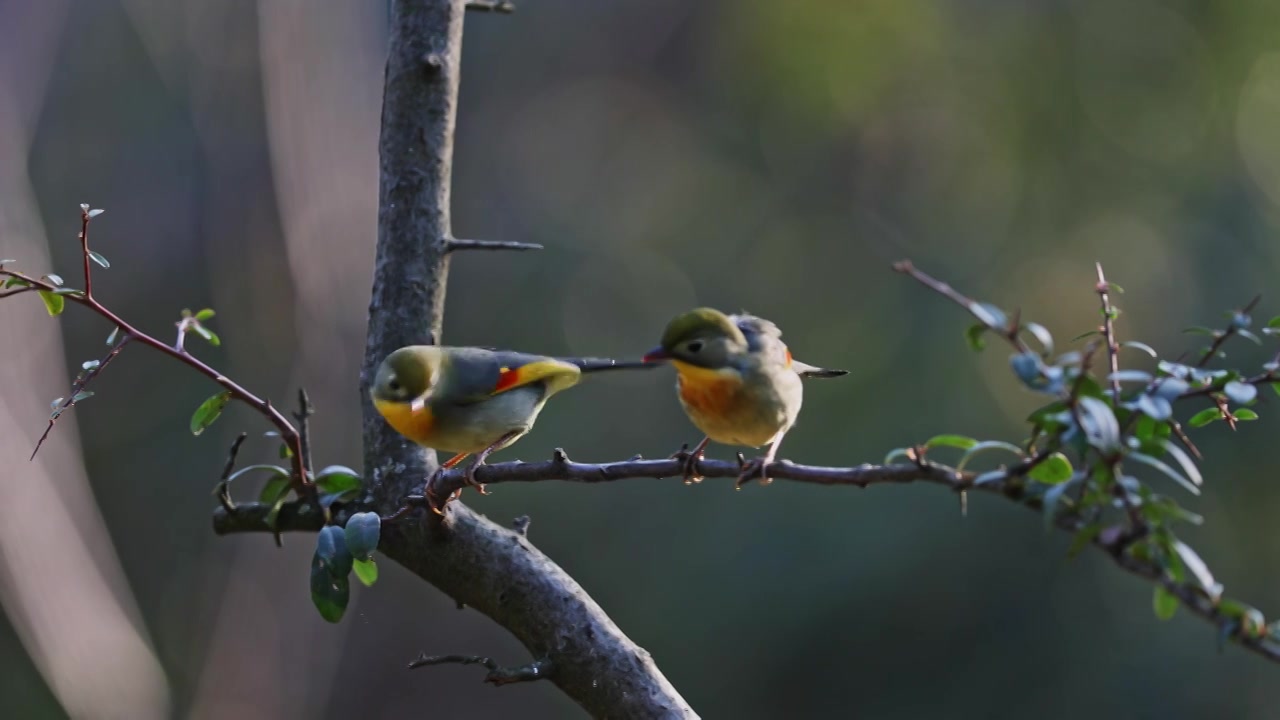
[1028,452,1073,484]
[1188,408,1222,428]
[352,558,378,587]
[190,391,232,436]
[1153,586,1179,620]
[88,251,110,268]
[37,290,65,316]
[344,512,381,561]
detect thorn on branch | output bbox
[407,653,550,686]
[512,515,530,536]
[446,237,543,253]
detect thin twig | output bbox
[30,334,131,460]
[1196,295,1261,369]
[407,654,550,685]
[0,212,311,495]
[892,260,1033,353]
[214,433,248,512]
[293,388,315,480]
[78,208,92,299]
[1095,262,1122,403]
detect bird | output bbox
[371,345,651,512]
[642,308,847,487]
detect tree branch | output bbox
[213,450,1280,665]
[359,1,695,716]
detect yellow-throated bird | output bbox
[371,345,650,510]
[642,308,846,486]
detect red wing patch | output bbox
[492,366,520,394]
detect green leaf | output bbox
[1127,451,1199,496]
[4,277,29,288]
[315,525,353,578]
[352,558,378,587]
[1136,393,1173,421]
[1234,408,1260,421]
[1238,329,1263,345]
[1121,341,1158,358]
[191,324,221,347]
[956,441,1023,471]
[37,290,64,316]
[72,391,94,402]
[1009,352,1042,388]
[0,258,14,265]
[1077,396,1121,452]
[1041,476,1077,531]
[972,470,1007,486]
[1153,586,1179,620]
[257,473,291,504]
[1029,452,1073,484]
[924,435,978,451]
[226,463,289,484]
[884,447,911,464]
[310,553,350,623]
[88,251,109,268]
[1181,326,1216,337]
[81,360,100,371]
[1109,370,1153,383]
[1173,541,1221,601]
[965,324,987,352]
[1162,442,1203,489]
[43,273,63,286]
[969,302,1007,329]
[344,512,381,561]
[279,441,293,459]
[195,308,215,321]
[1188,408,1222,428]
[1224,381,1257,405]
[106,326,120,346]
[190,391,232,436]
[87,208,104,218]
[1023,322,1054,357]
[1070,330,1099,342]
[315,465,362,494]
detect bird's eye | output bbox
[686,341,703,353]
[388,379,401,392]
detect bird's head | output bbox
[643,307,748,369]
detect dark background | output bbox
[1,1,1277,717]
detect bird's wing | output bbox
[731,313,848,379]
[444,348,582,405]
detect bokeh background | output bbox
[2,0,1279,717]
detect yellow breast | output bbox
[372,397,436,447]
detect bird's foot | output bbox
[669,443,705,485]
[463,460,491,496]
[422,466,464,515]
[735,452,773,489]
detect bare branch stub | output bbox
[446,237,544,253]
[408,653,550,685]
[465,0,515,13]
[1095,262,1122,403]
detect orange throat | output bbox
[373,397,436,446]
[672,361,742,417]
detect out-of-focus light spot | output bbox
[1072,0,1214,164]
[1238,53,1280,208]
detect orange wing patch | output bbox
[491,360,581,397]
[784,348,793,367]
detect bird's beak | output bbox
[642,346,671,364]
[409,390,432,414]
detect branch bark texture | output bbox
[359,1,695,716]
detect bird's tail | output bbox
[563,357,657,373]
[792,360,849,379]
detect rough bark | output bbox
[356,1,696,716]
